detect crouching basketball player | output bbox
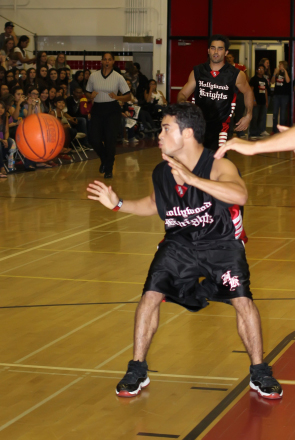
[87,103,282,400]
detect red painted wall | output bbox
[213,0,290,37]
[170,0,209,36]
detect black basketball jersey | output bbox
[152,148,237,246]
[194,61,239,124]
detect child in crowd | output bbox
[0,99,17,175]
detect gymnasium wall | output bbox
[0,0,167,92]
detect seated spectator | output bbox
[55,53,71,77]
[20,68,27,83]
[36,65,48,89]
[249,65,269,139]
[60,84,68,99]
[5,69,17,92]
[56,86,64,98]
[65,86,91,148]
[144,79,167,118]
[84,69,91,85]
[124,62,139,92]
[36,51,48,70]
[48,68,59,89]
[0,66,6,85]
[7,86,35,170]
[39,87,49,113]
[124,79,157,137]
[14,36,36,69]
[0,22,18,50]
[0,84,9,98]
[70,70,84,94]
[0,36,15,59]
[65,67,71,94]
[0,99,17,174]
[47,55,56,69]
[48,86,57,110]
[50,96,77,151]
[133,62,148,103]
[24,67,38,93]
[23,86,41,115]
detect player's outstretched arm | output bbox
[163,154,247,206]
[87,180,158,216]
[177,71,196,103]
[214,125,295,159]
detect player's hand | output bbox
[277,125,289,133]
[108,92,118,100]
[214,138,255,159]
[235,114,251,131]
[87,180,120,209]
[162,153,195,185]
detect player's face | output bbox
[158,115,185,156]
[208,40,228,64]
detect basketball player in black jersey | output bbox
[177,34,254,151]
[87,103,282,400]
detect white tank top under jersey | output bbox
[86,70,130,103]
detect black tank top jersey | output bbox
[152,148,236,246]
[194,62,239,124]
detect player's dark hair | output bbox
[208,34,230,51]
[163,103,206,144]
[101,51,115,60]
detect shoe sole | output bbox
[116,377,150,398]
[250,381,283,399]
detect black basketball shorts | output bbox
[142,238,252,312]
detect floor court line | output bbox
[0,377,84,432]
[0,274,143,285]
[14,293,142,364]
[6,369,234,386]
[249,238,294,269]
[0,214,133,263]
[242,158,293,177]
[0,363,238,381]
[93,309,188,369]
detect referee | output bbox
[85,52,131,178]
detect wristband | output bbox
[113,199,123,211]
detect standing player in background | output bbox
[178,35,253,151]
[87,103,282,400]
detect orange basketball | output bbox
[16,114,65,162]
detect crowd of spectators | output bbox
[0,20,167,177]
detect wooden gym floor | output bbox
[1,141,295,440]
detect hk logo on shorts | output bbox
[221,270,240,291]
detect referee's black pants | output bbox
[90,101,122,173]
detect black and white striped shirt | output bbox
[86,70,130,103]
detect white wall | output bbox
[0,0,168,92]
